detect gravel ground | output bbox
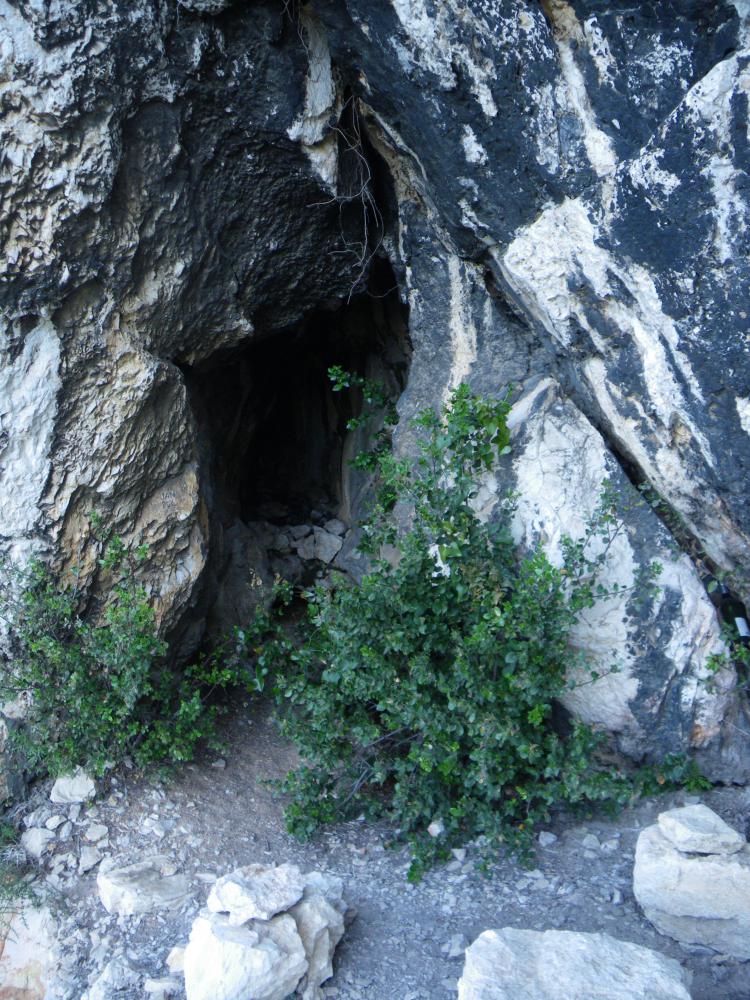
[18,699,750,999]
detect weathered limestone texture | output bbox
[0,903,60,1000]
[184,863,350,1000]
[2,0,750,786]
[634,805,750,959]
[457,927,693,1000]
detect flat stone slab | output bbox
[658,804,745,855]
[97,855,191,916]
[457,927,692,1000]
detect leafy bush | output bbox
[249,384,663,877]
[0,535,248,778]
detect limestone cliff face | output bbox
[1,0,749,783]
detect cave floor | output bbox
[32,701,750,999]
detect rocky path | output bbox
[8,700,750,999]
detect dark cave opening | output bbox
[186,257,410,527]
[181,258,410,633]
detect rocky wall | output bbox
[2,0,750,786]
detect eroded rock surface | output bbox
[634,805,750,959]
[0,903,59,1000]
[2,0,750,787]
[97,855,191,916]
[457,927,693,1000]
[185,863,350,1000]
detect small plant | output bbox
[0,533,251,779]
[0,822,30,934]
[248,383,663,878]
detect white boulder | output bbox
[79,845,103,874]
[657,803,745,855]
[457,928,692,1000]
[97,855,191,915]
[184,911,307,1000]
[50,768,96,804]
[634,806,750,959]
[207,862,305,925]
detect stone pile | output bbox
[457,927,693,1000]
[267,518,346,586]
[634,803,750,959]
[183,862,352,1000]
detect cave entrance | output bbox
[183,259,410,629]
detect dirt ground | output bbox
[22,699,750,999]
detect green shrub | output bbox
[0,535,249,778]
[249,384,662,878]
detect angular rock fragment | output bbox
[81,956,139,1000]
[457,928,692,1000]
[97,855,190,915]
[50,768,96,804]
[634,805,750,959]
[207,862,305,925]
[184,911,307,1000]
[312,527,343,564]
[21,827,55,860]
[78,845,103,874]
[291,872,349,1000]
[657,803,744,855]
[166,946,186,974]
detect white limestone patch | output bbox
[287,9,341,190]
[682,54,750,264]
[583,355,736,570]
[638,40,692,92]
[461,125,488,165]
[737,397,750,436]
[389,0,502,118]
[507,380,639,734]
[505,379,730,750]
[582,16,617,85]
[500,198,711,464]
[653,556,733,750]
[445,256,478,399]
[0,318,61,560]
[734,0,750,45]
[530,82,560,173]
[0,904,60,998]
[543,0,617,177]
[0,1,122,278]
[629,149,681,198]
